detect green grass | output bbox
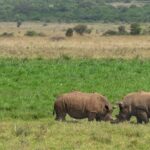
[1,58,150,150]
[0,58,150,120]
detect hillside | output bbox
[0,0,150,22]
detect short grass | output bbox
[0,119,150,150]
[1,58,150,120]
[1,58,150,149]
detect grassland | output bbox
[0,22,150,59]
[1,58,150,120]
[0,22,150,149]
[1,119,150,150]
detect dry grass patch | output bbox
[0,119,150,150]
[0,35,150,59]
[0,22,150,59]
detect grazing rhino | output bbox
[115,91,150,124]
[53,91,113,121]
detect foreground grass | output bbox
[0,119,150,150]
[0,58,150,120]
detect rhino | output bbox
[53,91,113,122]
[115,91,150,124]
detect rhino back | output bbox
[123,92,150,111]
[60,91,91,118]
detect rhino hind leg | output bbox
[88,112,96,121]
[136,110,149,124]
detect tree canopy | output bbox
[0,0,149,22]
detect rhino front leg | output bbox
[55,111,66,121]
[136,110,148,124]
[88,112,96,121]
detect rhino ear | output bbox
[105,105,109,111]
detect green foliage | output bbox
[25,30,46,37]
[142,26,150,35]
[73,24,92,35]
[0,58,150,120]
[103,30,118,35]
[25,30,38,36]
[0,0,149,22]
[130,23,141,35]
[16,20,22,28]
[65,28,73,37]
[74,25,88,35]
[118,25,127,34]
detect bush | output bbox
[25,31,46,37]
[65,28,73,37]
[84,28,92,34]
[103,30,118,36]
[141,26,150,35]
[25,31,38,36]
[73,25,88,35]
[17,20,22,28]
[0,32,14,37]
[130,23,141,35]
[118,26,127,35]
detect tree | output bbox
[130,23,141,35]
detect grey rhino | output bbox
[115,91,150,124]
[53,91,113,121]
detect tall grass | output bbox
[0,58,150,120]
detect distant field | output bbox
[0,22,150,59]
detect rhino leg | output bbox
[55,109,66,121]
[55,113,66,121]
[136,110,148,124]
[88,112,96,121]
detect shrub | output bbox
[103,30,118,36]
[0,32,14,37]
[141,26,150,35]
[118,26,127,35]
[73,24,88,35]
[85,28,92,34]
[65,28,73,37]
[25,31,46,37]
[130,23,141,35]
[17,20,22,28]
[25,30,38,36]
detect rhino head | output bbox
[96,104,114,122]
[115,102,131,123]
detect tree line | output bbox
[0,0,149,22]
